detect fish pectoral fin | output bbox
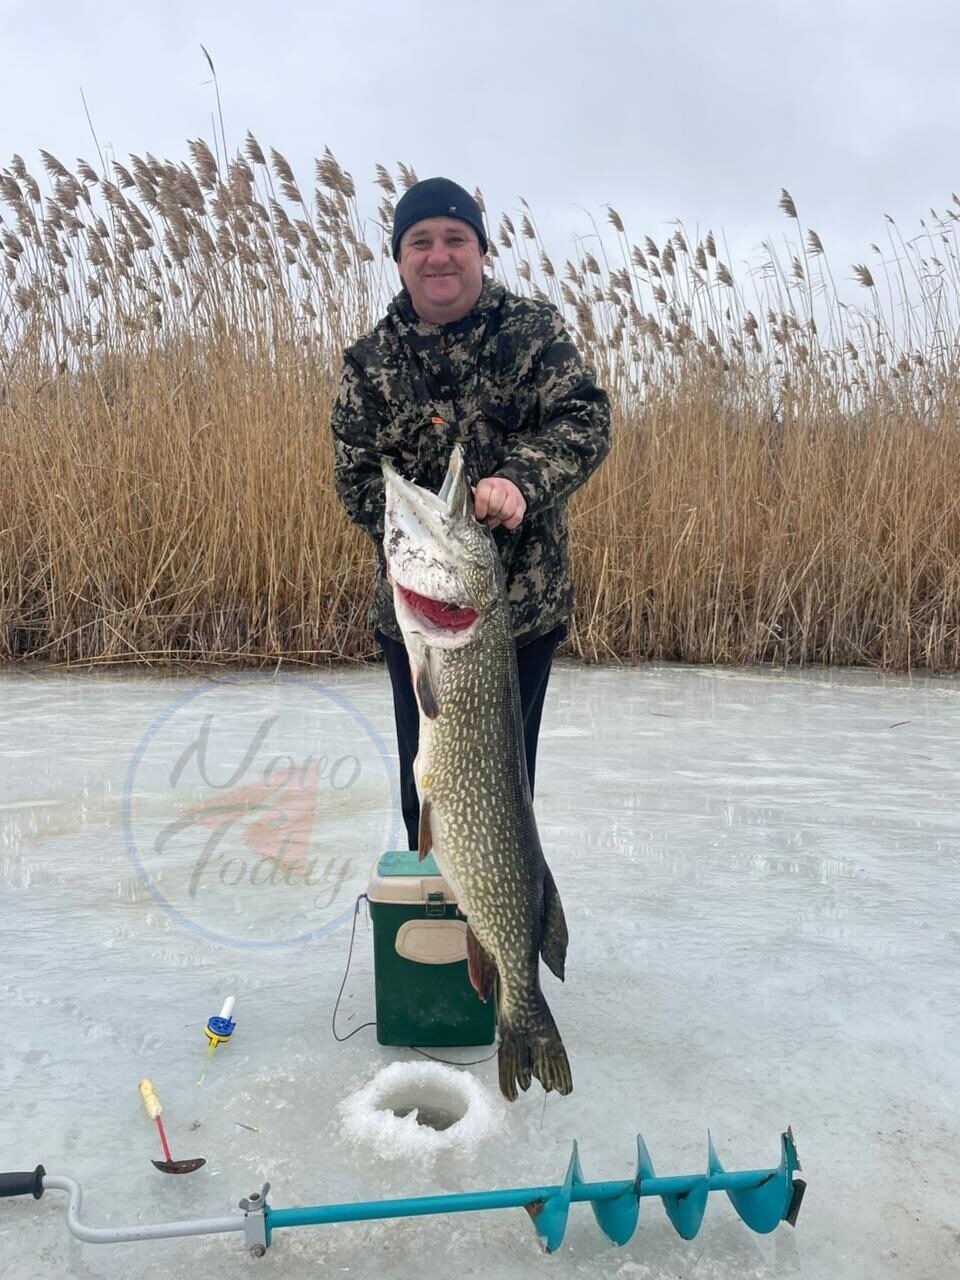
[465,925,498,1002]
[417,796,433,862]
[414,656,439,720]
[539,863,569,982]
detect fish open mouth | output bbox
[398,586,478,633]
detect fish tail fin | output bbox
[497,994,573,1102]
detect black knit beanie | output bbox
[391,177,488,260]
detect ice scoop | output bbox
[138,1079,206,1174]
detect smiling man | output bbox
[330,176,610,849]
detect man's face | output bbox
[397,217,484,324]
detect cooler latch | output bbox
[425,890,446,918]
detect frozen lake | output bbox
[1,661,958,1279]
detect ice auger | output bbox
[0,1128,804,1257]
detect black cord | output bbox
[409,1044,499,1066]
[331,894,377,1042]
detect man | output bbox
[330,176,610,850]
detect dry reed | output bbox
[2,142,959,670]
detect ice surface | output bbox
[1,661,959,1279]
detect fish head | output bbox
[383,446,501,648]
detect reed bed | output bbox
[2,139,959,669]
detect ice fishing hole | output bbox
[339,1061,501,1161]
[391,1103,460,1131]
[375,1079,469,1131]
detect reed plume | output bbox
[2,141,959,670]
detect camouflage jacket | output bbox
[330,277,611,644]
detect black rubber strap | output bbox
[0,1166,46,1199]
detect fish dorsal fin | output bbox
[540,863,568,981]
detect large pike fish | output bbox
[382,446,572,1101]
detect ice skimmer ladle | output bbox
[138,1079,205,1175]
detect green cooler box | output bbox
[367,850,496,1047]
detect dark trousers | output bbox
[376,626,564,851]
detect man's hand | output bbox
[473,477,526,530]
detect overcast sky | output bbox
[4,0,960,298]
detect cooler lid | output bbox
[366,849,455,905]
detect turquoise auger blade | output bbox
[710,1127,805,1234]
[585,1140,641,1246]
[637,1135,709,1240]
[526,1143,577,1252]
[528,1140,646,1251]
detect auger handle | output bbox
[0,1166,46,1198]
[138,1078,162,1120]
